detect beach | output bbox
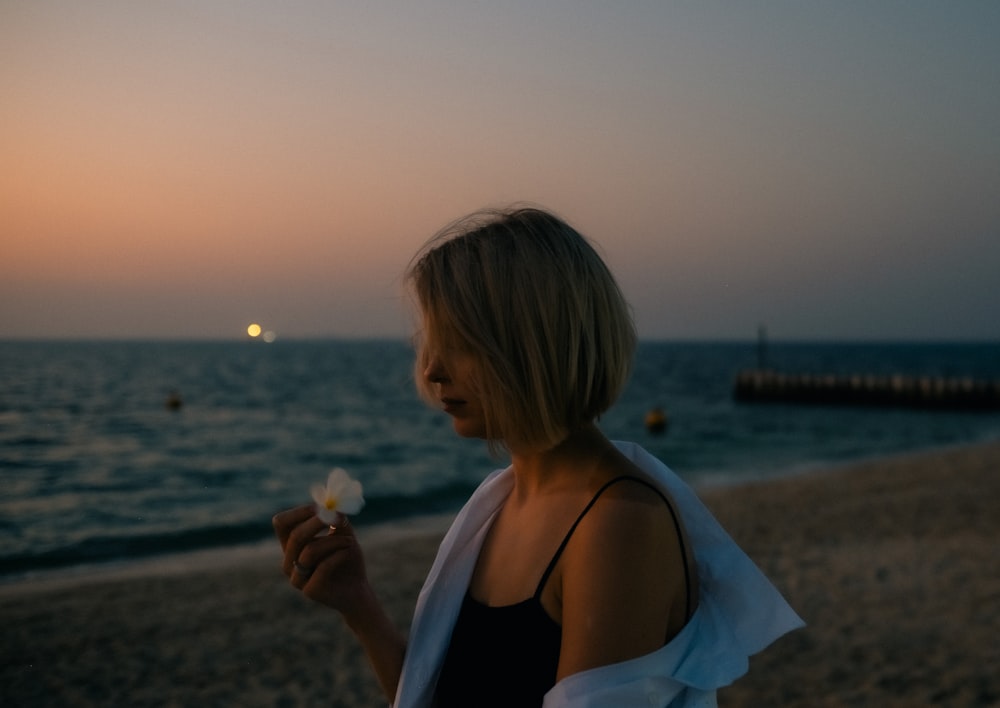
[3,442,998,707]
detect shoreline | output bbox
[5,436,996,594]
[0,512,457,599]
[3,441,999,707]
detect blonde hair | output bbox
[406,206,636,453]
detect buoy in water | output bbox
[165,391,183,411]
[644,407,668,434]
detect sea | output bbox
[2,339,999,583]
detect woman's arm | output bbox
[556,481,690,681]
[273,506,407,702]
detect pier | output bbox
[733,370,1000,411]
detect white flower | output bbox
[311,468,365,525]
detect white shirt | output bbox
[393,442,804,708]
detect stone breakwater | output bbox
[733,369,1000,410]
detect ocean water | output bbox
[2,339,998,580]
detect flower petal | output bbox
[343,477,364,512]
[315,505,339,525]
[326,467,350,492]
[309,468,364,523]
[339,496,364,515]
[310,483,328,507]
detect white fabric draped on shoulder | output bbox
[392,442,804,708]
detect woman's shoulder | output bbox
[554,456,690,675]
[589,451,673,512]
[566,451,690,586]
[574,463,681,556]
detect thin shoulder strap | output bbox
[533,475,693,621]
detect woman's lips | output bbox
[441,398,465,413]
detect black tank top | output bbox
[433,476,690,708]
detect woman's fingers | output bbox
[272,504,315,548]
[289,530,356,601]
[276,511,329,577]
[297,527,354,566]
[326,513,355,537]
[295,531,368,609]
[274,506,368,609]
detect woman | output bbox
[273,206,802,707]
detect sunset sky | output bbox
[3,1,998,341]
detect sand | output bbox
[2,442,998,707]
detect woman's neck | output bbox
[508,423,615,500]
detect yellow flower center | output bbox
[324,497,338,511]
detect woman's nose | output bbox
[423,355,449,384]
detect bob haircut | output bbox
[406,206,637,454]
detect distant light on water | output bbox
[247,323,276,342]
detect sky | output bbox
[2,0,998,341]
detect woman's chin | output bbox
[448,418,489,440]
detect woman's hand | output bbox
[272,504,407,701]
[272,504,371,617]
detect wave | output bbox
[0,482,479,579]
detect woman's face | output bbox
[423,342,489,441]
